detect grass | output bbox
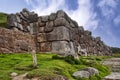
[112,53,120,58]
[0,53,111,80]
[0,13,7,28]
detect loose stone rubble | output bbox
[0,8,112,56]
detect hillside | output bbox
[0,53,111,80]
[111,47,120,54]
[0,12,7,27]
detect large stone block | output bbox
[52,41,76,56]
[7,14,17,28]
[54,17,69,27]
[44,21,54,32]
[46,26,70,41]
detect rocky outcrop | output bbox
[0,8,112,56]
[72,67,99,78]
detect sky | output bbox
[0,0,120,48]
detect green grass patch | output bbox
[0,13,7,28]
[112,53,120,58]
[0,53,111,80]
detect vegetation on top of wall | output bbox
[0,12,7,28]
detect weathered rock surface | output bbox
[0,8,112,56]
[81,67,99,75]
[0,28,36,53]
[102,58,120,80]
[72,67,99,79]
[103,72,120,80]
[12,73,69,80]
[73,70,90,78]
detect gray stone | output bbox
[54,17,68,27]
[28,13,38,22]
[29,23,34,34]
[70,21,75,28]
[103,72,120,80]
[41,16,49,22]
[52,41,71,55]
[72,70,90,78]
[49,13,57,21]
[44,21,54,32]
[16,15,21,22]
[17,23,23,30]
[84,30,92,35]
[40,42,52,52]
[39,27,44,33]
[15,40,29,51]
[10,72,18,77]
[21,8,29,19]
[7,14,17,28]
[82,67,99,75]
[57,10,66,18]
[46,26,70,41]
[37,33,46,42]
[96,37,101,42]
[12,73,28,80]
[38,21,46,27]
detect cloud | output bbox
[24,0,99,31]
[114,16,120,25]
[97,0,118,18]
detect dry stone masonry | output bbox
[0,8,112,56]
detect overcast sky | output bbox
[0,0,120,48]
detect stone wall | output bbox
[0,28,36,53]
[0,8,112,56]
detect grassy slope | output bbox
[0,12,7,27]
[0,53,111,80]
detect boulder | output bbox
[73,67,99,79]
[81,67,99,75]
[72,70,90,78]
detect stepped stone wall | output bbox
[0,8,112,56]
